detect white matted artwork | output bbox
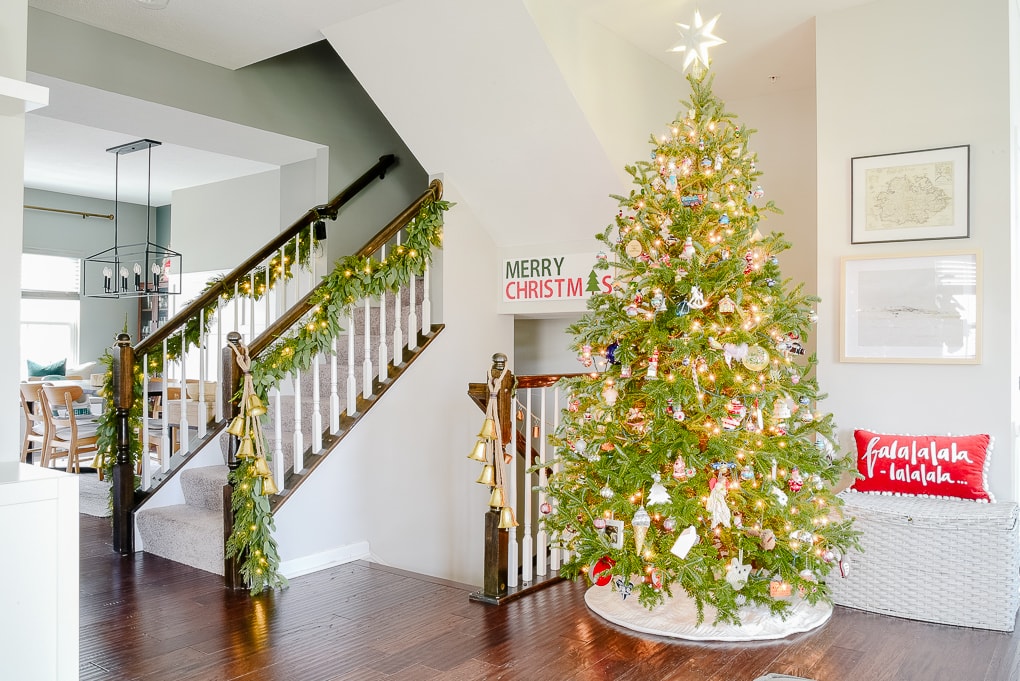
[851,145,969,244]
[841,251,980,364]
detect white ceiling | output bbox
[24,74,325,206]
[23,0,870,206]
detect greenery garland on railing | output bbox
[230,197,449,594]
[95,229,321,478]
[94,196,450,595]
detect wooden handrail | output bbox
[515,373,586,389]
[134,154,397,356]
[468,372,586,404]
[249,179,443,358]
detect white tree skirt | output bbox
[585,583,832,641]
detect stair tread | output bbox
[137,504,225,576]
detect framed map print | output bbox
[851,145,969,244]
[841,251,980,364]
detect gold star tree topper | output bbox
[668,11,725,72]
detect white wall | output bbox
[171,170,281,273]
[524,0,681,187]
[514,316,581,375]
[816,0,1016,500]
[321,0,620,249]
[274,178,513,585]
[1,0,30,461]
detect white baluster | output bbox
[536,387,548,577]
[421,262,431,335]
[249,270,256,339]
[272,386,284,492]
[550,385,561,571]
[178,329,190,455]
[378,244,388,384]
[264,262,271,336]
[393,232,404,365]
[214,298,223,422]
[507,396,519,589]
[160,338,171,471]
[293,369,304,473]
[311,352,322,454]
[279,247,287,313]
[521,388,533,583]
[329,337,340,433]
[346,312,357,417]
[233,281,239,331]
[362,299,374,399]
[407,271,418,352]
[141,358,151,491]
[197,308,207,438]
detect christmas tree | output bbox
[539,69,859,625]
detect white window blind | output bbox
[21,253,81,294]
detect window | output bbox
[21,253,81,378]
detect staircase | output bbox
[135,279,430,574]
[105,158,448,587]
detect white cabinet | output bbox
[0,463,78,680]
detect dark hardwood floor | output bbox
[79,514,1020,681]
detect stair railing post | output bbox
[112,333,135,554]
[222,331,245,590]
[479,352,515,602]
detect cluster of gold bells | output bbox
[468,413,518,529]
[227,342,279,496]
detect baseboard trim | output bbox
[279,541,371,579]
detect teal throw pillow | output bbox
[27,358,66,378]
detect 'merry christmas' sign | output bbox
[502,253,611,302]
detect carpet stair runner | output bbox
[136,465,227,575]
[136,282,424,574]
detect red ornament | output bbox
[591,556,616,587]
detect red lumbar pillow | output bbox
[852,429,994,502]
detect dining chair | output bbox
[19,382,49,463]
[41,384,100,475]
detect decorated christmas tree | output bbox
[539,66,859,625]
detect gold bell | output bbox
[488,486,506,508]
[254,456,271,477]
[498,506,519,529]
[226,416,246,437]
[247,394,267,417]
[477,418,496,440]
[467,439,488,462]
[262,475,279,496]
[475,465,495,486]
[237,436,255,459]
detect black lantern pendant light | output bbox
[83,139,182,299]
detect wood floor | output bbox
[79,514,1020,681]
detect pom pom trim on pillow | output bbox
[851,429,994,503]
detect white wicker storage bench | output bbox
[827,490,1020,631]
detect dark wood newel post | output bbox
[112,333,135,554]
[222,331,245,590]
[472,353,516,604]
